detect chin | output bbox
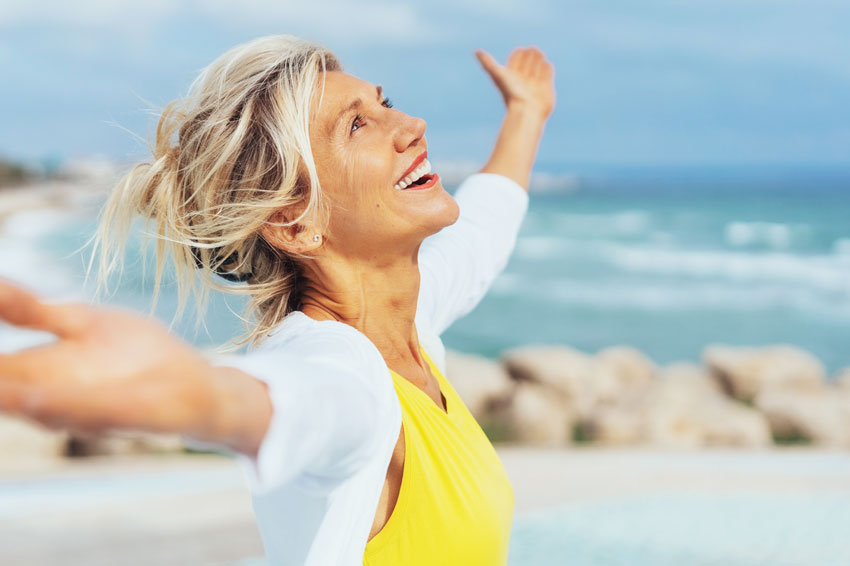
[424,190,460,232]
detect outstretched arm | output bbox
[476,46,556,189]
[0,278,271,458]
[416,47,555,335]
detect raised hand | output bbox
[0,278,220,439]
[475,46,556,121]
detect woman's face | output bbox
[308,71,459,260]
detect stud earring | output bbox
[313,234,321,242]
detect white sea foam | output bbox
[834,238,850,255]
[0,208,89,353]
[491,273,850,320]
[607,246,849,293]
[1,208,83,239]
[724,221,811,249]
[537,210,653,237]
[528,171,580,194]
[514,237,850,294]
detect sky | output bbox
[1,0,849,169]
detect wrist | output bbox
[506,100,550,123]
[197,364,272,457]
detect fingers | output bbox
[0,379,116,433]
[533,55,553,81]
[0,278,93,338]
[506,48,525,70]
[0,380,75,430]
[0,379,33,416]
[504,46,550,77]
[518,50,535,74]
[0,345,63,385]
[474,49,503,80]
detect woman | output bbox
[0,35,554,564]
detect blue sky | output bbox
[1,0,848,168]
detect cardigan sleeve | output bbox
[197,330,386,496]
[416,173,529,336]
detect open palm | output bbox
[475,46,556,119]
[0,279,213,436]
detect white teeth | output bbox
[394,159,432,190]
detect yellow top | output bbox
[363,346,515,565]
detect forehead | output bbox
[313,71,376,131]
[316,72,370,113]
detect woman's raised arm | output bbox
[0,278,272,458]
[475,46,555,189]
[415,47,555,335]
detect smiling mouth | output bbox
[394,158,436,191]
[396,173,440,191]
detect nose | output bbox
[393,112,427,153]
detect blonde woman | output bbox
[0,35,555,564]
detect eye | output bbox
[350,97,394,135]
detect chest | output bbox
[368,376,446,541]
[368,424,405,541]
[367,377,511,548]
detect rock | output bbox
[584,362,772,448]
[0,414,69,461]
[501,345,620,419]
[659,361,724,397]
[646,392,772,449]
[834,367,850,391]
[444,350,514,421]
[754,387,850,447]
[66,431,187,457]
[596,345,658,389]
[645,365,773,448]
[501,344,593,395]
[702,344,826,402]
[497,381,576,445]
[583,394,647,444]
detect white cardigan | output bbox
[203,173,529,565]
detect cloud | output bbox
[559,1,850,81]
[0,0,447,46]
[198,0,449,45]
[1,0,848,164]
[0,0,175,30]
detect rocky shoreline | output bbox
[2,342,848,463]
[449,343,850,449]
[1,170,848,459]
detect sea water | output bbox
[3,165,848,375]
[445,165,850,376]
[228,491,850,565]
[507,490,850,565]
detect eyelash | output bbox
[350,97,394,134]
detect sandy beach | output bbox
[1,446,848,565]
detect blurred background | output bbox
[1,1,848,565]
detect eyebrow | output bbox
[329,85,384,135]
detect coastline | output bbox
[2,175,849,456]
[1,448,848,565]
[1,176,849,564]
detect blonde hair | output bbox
[87,35,342,349]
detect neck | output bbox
[298,246,426,371]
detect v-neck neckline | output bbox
[389,346,450,416]
[289,311,450,416]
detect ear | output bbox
[260,208,323,256]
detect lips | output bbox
[396,151,427,185]
[400,173,440,191]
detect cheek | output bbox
[343,152,394,207]
[327,165,391,235]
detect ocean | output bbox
[3,165,849,376]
